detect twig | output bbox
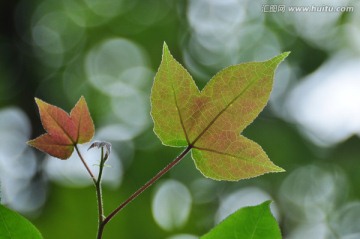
[74,145,97,185]
[96,147,106,239]
[97,145,192,237]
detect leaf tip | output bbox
[162,42,171,57]
[34,98,49,111]
[275,51,291,64]
[272,165,286,173]
[280,51,291,61]
[162,41,168,50]
[76,95,87,107]
[272,51,290,66]
[26,139,34,147]
[263,200,273,205]
[283,51,291,56]
[34,97,42,105]
[71,95,95,144]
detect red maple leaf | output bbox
[28,96,95,159]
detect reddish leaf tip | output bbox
[34,97,52,114]
[34,97,42,105]
[26,139,34,146]
[71,96,95,144]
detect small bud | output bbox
[88,141,112,161]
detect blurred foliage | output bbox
[201,201,281,239]
[1,0,360,239]
[0,204,42,238]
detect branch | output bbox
[97,145,192,237]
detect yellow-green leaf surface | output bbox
[0,204,43,239]
[151,43,289,181]
[200,201,282,239]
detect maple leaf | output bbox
[151,43,289,181]
[28,96,95,159]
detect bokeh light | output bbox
[184,0,281,81]
[85,38,150,96]
[167,234,198,239]
[45,143,122,188]
[152,179,192,231]
[0,108,46,214]
[286,55,360,146]
[216,187,278,223]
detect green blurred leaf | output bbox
[201,201,281,239]
[151,42,288,181]
[0,204,43,239]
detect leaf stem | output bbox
[97,147,105,186]
[96,147,105,239]
[74,145,97,185]
[97,145,192,237]
[75,144,105,238]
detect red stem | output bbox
[97,145,192,237]
[74,145,97,185]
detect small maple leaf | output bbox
[28,96,95,159]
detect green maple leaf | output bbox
[151,43,289,181]
[200,201,282,239]
[27,96,95,159]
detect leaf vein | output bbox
[191,75,260,145]
[0,208,12,238]
[250,204,267,239]
[47,111,75,144]
[193,146,266,168]
[166,54,190,144]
